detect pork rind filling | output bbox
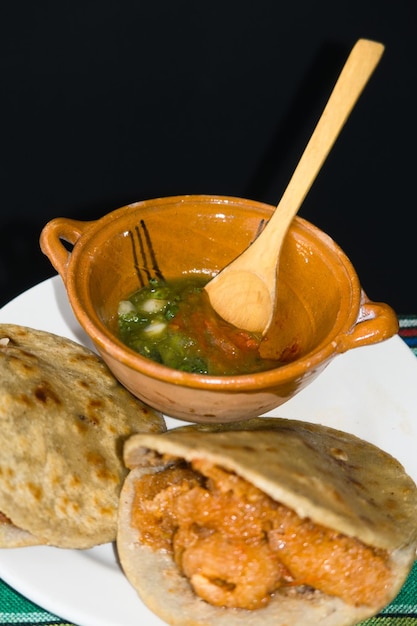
[131,458,392,610]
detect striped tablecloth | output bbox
[1,315,416,626]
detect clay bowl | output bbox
[40,195,398,423]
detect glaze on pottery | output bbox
[40,195,398,423]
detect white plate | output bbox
[0,276,417,626]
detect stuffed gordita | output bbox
[0,324,166,549]
[117,417,417,626]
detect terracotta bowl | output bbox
[40,195,398,423]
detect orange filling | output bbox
[131,459,392,610]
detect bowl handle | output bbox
[39,217,95,284]
[338,292,398,352]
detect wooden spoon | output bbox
[205,39,384,334]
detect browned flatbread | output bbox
[117,418,417,626]
[0,323,166,549]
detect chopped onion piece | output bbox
[141,298,168,314]
[144,321,167,336]
[118,300,136,315]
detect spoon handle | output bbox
[247,39,385,280]
[205,39,384,333]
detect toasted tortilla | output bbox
[117,418,417,626]
[0,323,166,549]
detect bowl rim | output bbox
[64,194,362,390]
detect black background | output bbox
[1,1,416,313]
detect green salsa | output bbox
[117,277,282,376]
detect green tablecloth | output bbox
[1,315,416,626]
